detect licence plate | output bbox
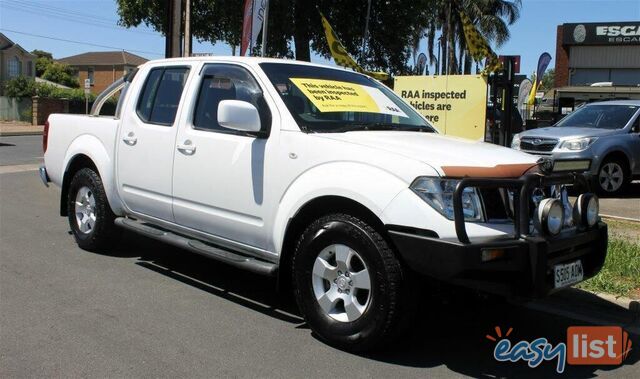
[554,260,584,288]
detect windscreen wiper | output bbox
[331,123,433,133]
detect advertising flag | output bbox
[240,0,268,56]
[459,10,501,74]
[319,12,388,81]
[528,52,552,105]
[416,53,427,75]
[240,0,253,56]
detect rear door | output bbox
[117,65,191,221]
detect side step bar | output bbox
[114,217,278,276]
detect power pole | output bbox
[171,0,182,58]
[183,0,191,57]
[165,0,173,58]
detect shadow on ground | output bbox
[103,230,638,378]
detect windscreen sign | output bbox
[290,78,407,118]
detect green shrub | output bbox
[4,76,36,98]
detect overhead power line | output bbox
[0,28,164,57]
[1,0,158,36]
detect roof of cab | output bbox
[140,56,346,71]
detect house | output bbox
[0,33,36,95]
[58,51,148,94]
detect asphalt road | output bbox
[1,135,638,377]
[0,135,43,166]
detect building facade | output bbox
[58,51,148,94]
[0,33,36,95]
[555,22,640,87]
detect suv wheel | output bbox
[67,168,119,251]
[292,213,414,351]
[596,159,627,195]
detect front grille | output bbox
[520,137,558,153]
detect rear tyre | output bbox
[292,213,414,351]
[595,158,628,196]
[66,167,119,251]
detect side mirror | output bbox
[217,100,261,133]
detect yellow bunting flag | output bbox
[459,10,502,74]
[319,12,389,81]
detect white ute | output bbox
[41,57,608,351]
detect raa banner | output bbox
[319,12,389,81]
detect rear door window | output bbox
[136,67,189,126]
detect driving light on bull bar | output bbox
[573,193,599,227]
[411,177,484,221]
[534,198,564,235]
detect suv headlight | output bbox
[511,134,521,149]
[557,137,596,151]
[411,177,484,221]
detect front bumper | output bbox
[389,222,607,298]
[388,172,608,298]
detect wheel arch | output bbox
[277,195,389,292]
[59,134,124,217]
[600,150,631,177]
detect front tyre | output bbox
[67,167,119,251]
[292,213,413,351]
[596,158,628,195]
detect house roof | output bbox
[0,32,35,57]
[57,51,148,66]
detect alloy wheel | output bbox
[599,162,624,193]
[311,244,372,322]
[74,186,97,234]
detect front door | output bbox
[172,63,274,249]
[117,65,190,221]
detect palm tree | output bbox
[421,0,521,75]
[460,0,521,73]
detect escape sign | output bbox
[290,78,407,117]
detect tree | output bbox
[42,62,79,88]
[541,68,555,90]
[421,0,521,75]
[32,49,54,77]
[116,0,434,75]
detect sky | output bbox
[1,0,639,76]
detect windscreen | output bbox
[260,63,435,133]
[556,104,639,129]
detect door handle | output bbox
[177,140,196,155]
[122,132,137,146]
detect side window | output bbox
[635,115,640,133]
[193,64,271,134]
[136,67,189,126]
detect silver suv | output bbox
[512,100,640,195]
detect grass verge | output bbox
[578,230,640,298]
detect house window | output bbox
[87,67,95,84]
[26,61,33,76]
[7,56,21,78]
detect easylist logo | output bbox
[596,25,640,43]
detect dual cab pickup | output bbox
[41,57,607,351]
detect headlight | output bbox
[511,134,521,149]
[411,177,484,221]
[557,137,596,151]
